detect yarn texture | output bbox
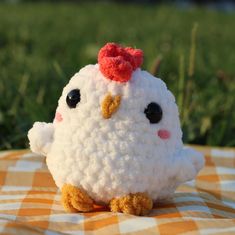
[101,93,121,119]
[28,43,204,215]
[98,42,143,82]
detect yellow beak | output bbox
[101,93,121,119]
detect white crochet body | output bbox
[28,64,204,204]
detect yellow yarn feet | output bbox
[110,192,153,216]
[61,185,153,215]
[61,184,93,213]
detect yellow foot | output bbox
[110,192,153,216]
[61,184,93,213]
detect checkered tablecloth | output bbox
[0,146,235,234]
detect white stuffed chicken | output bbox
[28,43,204,215]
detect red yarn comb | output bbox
[98,43,143,83]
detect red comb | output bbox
[98,43,143,83]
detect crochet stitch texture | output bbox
[28,43,204,214]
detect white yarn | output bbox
[28,122,54,156]
[28,64,204,204]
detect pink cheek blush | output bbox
[55,112,63,122]
[158,129,171,140]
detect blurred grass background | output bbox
[0,2,234,149]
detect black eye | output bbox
[66,89,81,108]
[144,102,162,123]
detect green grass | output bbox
[0,2,235,149]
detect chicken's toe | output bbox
[110,192,153,216]
[61,184,93,212]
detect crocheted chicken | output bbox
[28,43,204,215]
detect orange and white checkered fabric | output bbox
[0,146,235,234]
